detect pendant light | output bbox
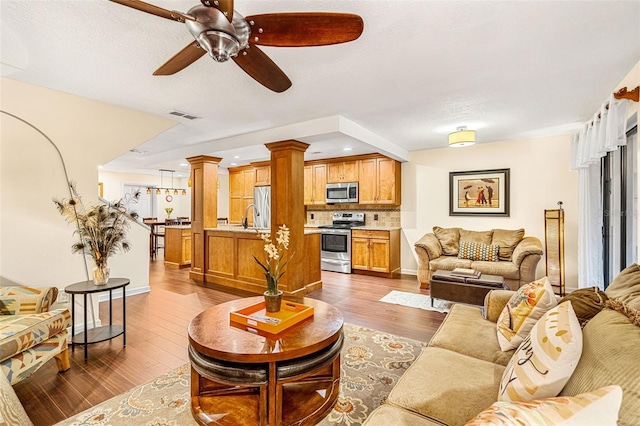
[146,169,187,195]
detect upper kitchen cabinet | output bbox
[358,156,401,205]
[253,162,271,186]
[229,166,255,224]
[304,163,327,205]
[326,160,359,183]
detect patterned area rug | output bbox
[56,323,428,426]
[379,290,453,313]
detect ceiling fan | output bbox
[108,0,364,92]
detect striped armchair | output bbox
[0,286,71,384]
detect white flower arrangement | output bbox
[254,224,293,295]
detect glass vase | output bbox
[93,264,110,285]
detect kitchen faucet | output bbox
[242,203,259,229]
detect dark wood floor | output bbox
[14,257,445,425]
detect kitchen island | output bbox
[198,226,322,296]
[164,225,192,269]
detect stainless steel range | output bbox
[318,212,365,273]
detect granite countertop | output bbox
[306,225,402,231]
[354,226,402,231]
[205,225,320,235]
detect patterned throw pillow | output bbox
[496,277,557,351]
[457,241,499,262]
[498,301,583,402]
[466,386,622,426]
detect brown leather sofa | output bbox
[414,227,543,291]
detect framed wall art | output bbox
[449,168,510,216]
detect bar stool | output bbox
[143,218,157,258]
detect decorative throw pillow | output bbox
[559,286,608,327]
[496,277,557,351]
[458,241,499,262]
[466,385,622,426]
[459,229,493,245]
[605,263,640,310]
[491,228,525,261]
[498,301,583,402]
[433,226,460,256]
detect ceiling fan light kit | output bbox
[448,126,476,148]
[108,0,364,92]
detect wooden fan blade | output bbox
[244,13,364,47]
[109,0,194,22]
[200,0,234,22]
[232,45,291,93]
[153,42,206,75]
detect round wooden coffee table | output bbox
[188,296,344,426]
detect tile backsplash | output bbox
[306,209,401,228]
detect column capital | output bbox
[186,155,222,165]
[265,140,310,153]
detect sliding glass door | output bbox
[602,126,638,286]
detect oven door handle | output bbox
[321,258,349,265]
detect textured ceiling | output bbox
[1,0,639,178]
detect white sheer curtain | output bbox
[570,94,630,289]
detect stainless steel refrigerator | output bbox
[253,186,271,228]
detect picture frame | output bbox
[449,168,510,216]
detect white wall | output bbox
[401,134,579,289]
[0,78,176,313]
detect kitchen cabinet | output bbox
[304,164,327,205]
[327,160,359,183]
[254,164,271,186]
[229,167,255,224]
[351,229,400,278]
[164,226,192,269]
[358,157,401,205]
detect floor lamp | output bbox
[545,203,566,296]
[1,110,95,325]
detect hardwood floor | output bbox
[14,258,445,425]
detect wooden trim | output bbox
[614,86,639,102]
[227,164,255,173]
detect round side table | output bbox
[64,278,129,360]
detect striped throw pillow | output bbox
[457,240,499,262]
[498,301,583,402]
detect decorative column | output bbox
[186,155,222,282]
[265,140,309,294]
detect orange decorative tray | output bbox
[230,300,315,334]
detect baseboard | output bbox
[96,285,151,302]
[401,268,417,276]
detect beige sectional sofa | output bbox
[414,227,543,291]
[363,267,640,426]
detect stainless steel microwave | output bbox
[326,182,358,204]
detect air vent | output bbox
[168,110,201,120]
